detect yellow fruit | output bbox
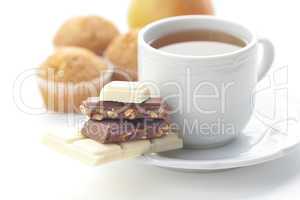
[128,0,214,28]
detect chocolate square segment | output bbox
[80,98,171,121]
[81,119,169,144]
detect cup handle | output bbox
[257,38,275,82]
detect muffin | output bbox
[104,30,138,81]
[38,47,113,113]
[53,16,119,55]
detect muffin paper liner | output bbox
[37,60,114,113]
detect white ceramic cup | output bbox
[138,16,274,149]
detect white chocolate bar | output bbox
[150,134,183,153]
[120,140,151,159]
[99,81,151,103]
[42,132,182,166]
[46,130,85,144]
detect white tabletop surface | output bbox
[1,0,300,200]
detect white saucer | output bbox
[140,117,300,172]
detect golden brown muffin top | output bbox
[53,16,119,55]
[39,47,107,83]
[104,30,138,80]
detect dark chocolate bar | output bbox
[80,97,170,121]
[81,119,169,144]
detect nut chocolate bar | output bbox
[80,97,170,121]
[81,119,169,144]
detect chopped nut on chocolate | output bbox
[161,124,170,131]
[124,109,137,119]
[148,111,159,118]
[92,113,104,121]
[80,105,86,114]
[82,97,170,120]
[121,132,131,142]
[107,111,118,119]
[81,119,169,144]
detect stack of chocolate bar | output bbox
[80,81,172,144]
[43,82,182,166]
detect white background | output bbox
[1,0,300,200]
